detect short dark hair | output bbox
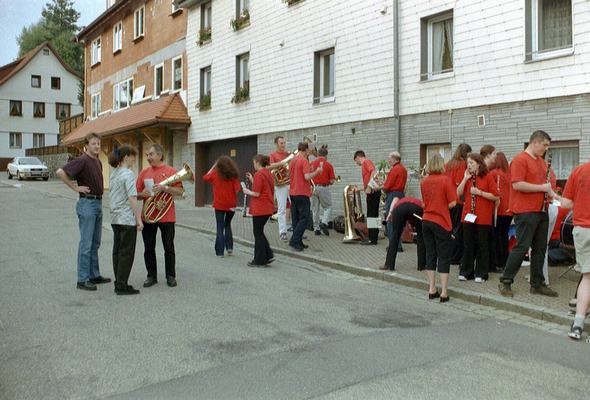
[274,136,284,144]
[530,130,551,143]
[149,143,165,161]
[353,150,365,160]
[318,145,328,157]
[84,133,100,144]
[480,144,496,158]
[253,154,270,167]
[298,142,309,152]
[108,145,137,167]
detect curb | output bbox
[177,222,576,329]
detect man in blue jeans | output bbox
[57,133,111,291]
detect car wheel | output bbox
[43,177,49,181]
[7,171,12,180]
[17,172,23,181]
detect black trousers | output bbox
[460,223,490,279]
[142,222,176,279]
[366,191,381,243]
[384,203,425,270]
[450,204,464,264]
[290,195,311,247]
[494,215,513,269]
[422,220,452,274]
[500,212,548,288]
[112,224,137,290]
[253,215,273,265]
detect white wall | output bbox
[0,46,82,157]
[399,0,590,116]
[185,0,395,143]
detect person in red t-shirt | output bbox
[243,155,275,267]
[310,145,336,236]
[383,151,408,251]
[488,152,513,271]
[289,142,323,251]
[499,130,559,298]
[445,143,473,265]
[559,161,590,340]
[353,150,380,245]
[136,144,185,288]
[457,153,499,282]
[203,156,242,258]
[268,136,292,241]
[421,153,457,302]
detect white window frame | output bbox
[203,2,212,29]
[239,53,249,89]
[33,133,45,148]
[530,0,574,61]
[154,63,164,97]
[134,5,145,40]
[427,12,453,80]
[113,78,134,111]
[203,67,212,96]
[113,21,123,53]
[91,93,101,119]
[550,141,579,181]
[9,132,22,149]
[239,0,249,15]
[91,37,101,65]
[318,49,335,103]
[172,55,183,92]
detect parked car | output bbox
[7,157,49,181]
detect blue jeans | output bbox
[385,191,404,249]
[76,198,102,282]
[215,210,235,256]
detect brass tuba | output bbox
[342,185,366,243]
[271,136,314,186]
[142,162,194,223]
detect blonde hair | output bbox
[426,153,445,175]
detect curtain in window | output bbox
[540,0,572,51]
[432,19,453,74]
[553,147,578,179]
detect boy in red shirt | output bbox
[353,150,380,245]
[499,130,558,298]
[310,145,336,236]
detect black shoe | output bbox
[265,258,275,265]
[143,277,158,288]
[360,239,377,246]
[320,223,329,236]
[166,277,177,287]
[76,281,97,291]
[289,243,303,252]
[428,291,440,300]
[301,243,309,249]
[90,276,111,284]
[115,285,140,295]
[440,296,450,303]
[315,230,322,236]
[247,260,266,268]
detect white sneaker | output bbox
[474,277,485,283]
[458,275,467,281]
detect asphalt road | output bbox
[1,178,590,400]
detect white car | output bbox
[7,157,49,181]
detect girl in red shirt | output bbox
[421,154,457,302]
[457,153,499,282]
[203,156,241,257]
[243,155,275,267]
[489,152,513,271]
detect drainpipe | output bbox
[393,0,400,150]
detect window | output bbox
[550,141,579,186]
[199,66,212,110]
[134,5,145,39]
[113,21,123,52]
[51,77,61,90]
[9,133,22,149]
[113,78,134,111]
[420,143,452,169]
[237,52,249,91]
[56,103,71,119]
[33,102,45,118]
[9,100,22,116]
[91,37,101,65]
[526,0,573,60]
[91,93,101,119]
[172,56,183,91]
[33,133,45,148]
[199,1,212,44]
[31,75,41,88]
[420,11,453,80]
[154,63,164,97]
[313,48,335,104]
[237,0,249,15]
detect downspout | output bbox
[393,0,400,150]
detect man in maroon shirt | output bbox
[56,133,111,291]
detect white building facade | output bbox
[0,43,82,168]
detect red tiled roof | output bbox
[62,93,191,145]
[0,42,81,86]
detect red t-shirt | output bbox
[361,159,376,189]
[489,169,512,216]
[383,163,408,193]
[509,151,549,214]
[460,174,499,226]
[445,160,467,205]
[562,162,590,228]
[203,169,241,211]
[310,157,335,185]
[250,168,275,216]
[137,164,183,223]
[421,174,456,231]
[289,155,312,197]
[395,197,423,209]
[551,207,570,240]
[269,150,290,164]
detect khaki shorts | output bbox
[573,226,590,273]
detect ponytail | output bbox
[108,145,137,167]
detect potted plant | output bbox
[231,81,249,104]
[197,94,211,111]
[198,27,211,46]
[230,9,250,31]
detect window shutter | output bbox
[420,18,428,80]
[313,52,320,102]
[525,0,532,61]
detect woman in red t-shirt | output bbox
[457,153,499,282]
[203,156,241,257]
[489,152,513,271]
[421,154,457,302]
[243,155,275,267]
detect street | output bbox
[1,178,590,400]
